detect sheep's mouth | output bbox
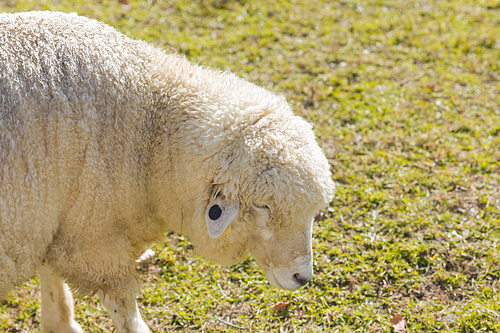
[251,246,302,290]
[258,252,312,291]
[266,265,307,291]
[254,252,286,289]
[263,263,285,289]
[263,261,304,291]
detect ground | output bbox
[0,0,499,332]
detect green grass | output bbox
[1,0,500,332]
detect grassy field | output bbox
[1,0,500,332]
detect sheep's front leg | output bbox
[98,288,151,333]
[39,264,84,333]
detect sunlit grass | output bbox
[0,0,499,331]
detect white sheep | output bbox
[0,11,335,333]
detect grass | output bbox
[1,0,500,331]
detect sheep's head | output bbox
[161,76,335,290]
[199,107,335,290]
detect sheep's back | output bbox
[0,11,157,291]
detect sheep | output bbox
[0,11,335,333]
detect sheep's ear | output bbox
[205,196,239,239]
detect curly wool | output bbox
[0,11,335,296]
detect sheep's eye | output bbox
[208,204,223,220]
[253,203,271,216]
[253,203,271,211]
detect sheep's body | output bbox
[0,11,335,332]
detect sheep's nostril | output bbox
[293,273,310,287]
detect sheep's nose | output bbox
[293,273,311,287]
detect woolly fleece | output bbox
[0,11,335,300]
